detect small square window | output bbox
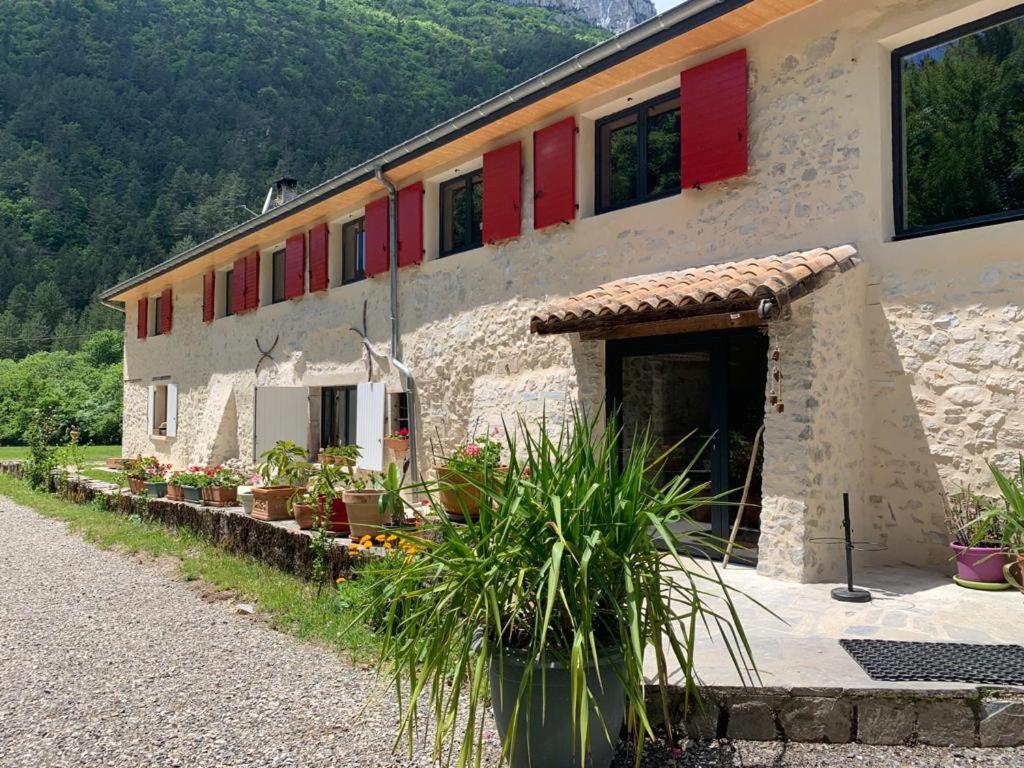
[272,249,286,304]
[341,218,365,285]
[439,170,483,257]
[596,92,680,214]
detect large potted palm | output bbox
[359,408,755,768]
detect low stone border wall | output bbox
[666,685,1024,747]
[0,463,351,581]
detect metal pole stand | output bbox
[831,492,871,603]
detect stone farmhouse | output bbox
[101,0,1024,582]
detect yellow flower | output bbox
[360,535,372,543]
[386,534,398,542]
[375,534,386,543]
[361,542,372,549]
[383,542,393,549]
[335,577,347,584]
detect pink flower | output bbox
[464,444,481,457]
[398,428,409,437]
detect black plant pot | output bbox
[182,485,203,503]
[490,650,625,768]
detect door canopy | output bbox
[530,245,859,338]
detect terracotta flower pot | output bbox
[950,543,1010,583]
[166,484,185,502]
[293,501,317,530]
[384,437,409,456]
[251,486,303,521]
[343,489,387,539]
[128,477,146,495]
[203,485,238,505]
[105,457,126,471]
[435,466,485,521]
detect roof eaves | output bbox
[100,0,748,302]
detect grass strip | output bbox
[0,474,378,663]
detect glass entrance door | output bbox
[607,331,767,562]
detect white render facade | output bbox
[109,0,1024,582]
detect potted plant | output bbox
[359,410,754,768]
[309,462,351,535]
[947,487,1009,584]
[203,466,245,505]
[172,468,211,503]
[344,467,398,540]
[124,456,163,495]
[319,443,361,467]
[383,427,410,458]
[252,441,310,521]
[157,421,167,437]
[166,473,185,501]
[291,491,319,530]
[434,433,502,521]
[982,457,1024,583]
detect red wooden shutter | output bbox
[232,257,247,314]
[364,197,389,277]
[203,272,215,323]
[533,116,576,230]
[284,234,305,300]
[308,223,329,292]
[159,287,173,335]
[680,49,748,189]
[137,297,148,340]
[397,182,423,268]
[245,251,260,310]
[483,141,521,243]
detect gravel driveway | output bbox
[0,494,1020,768]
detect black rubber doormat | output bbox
[840,639,1024,685]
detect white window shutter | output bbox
[147,385,156,434]
[166,383,178,437]
[355,382,385,471]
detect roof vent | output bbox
[262,176,299,213]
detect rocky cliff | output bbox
[505,0,657,33]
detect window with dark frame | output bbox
[224,269,234,317]
[341,218,365,285]
[893,5,1024,238]
[271,248,286,304]
[321,386,357,448]
[151,294,163,336]
[596,92,680,214]
[439,170,483,257]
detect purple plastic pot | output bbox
[950,543,1010,583]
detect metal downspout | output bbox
[374,167,419,483]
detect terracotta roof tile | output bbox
[531,244,859,334]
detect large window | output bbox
[321,386,357,448]
[341,218,365,285]
[596,92,680,213]
[439,170,483,257]
[271,248,286,303]
[894,6,1024,237]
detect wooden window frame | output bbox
[271,248,286,304]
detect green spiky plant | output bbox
[984,456,1024,554]
[357,407,758,768]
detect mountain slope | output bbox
[0,0,607,358]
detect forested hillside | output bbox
[0,0,605,358]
